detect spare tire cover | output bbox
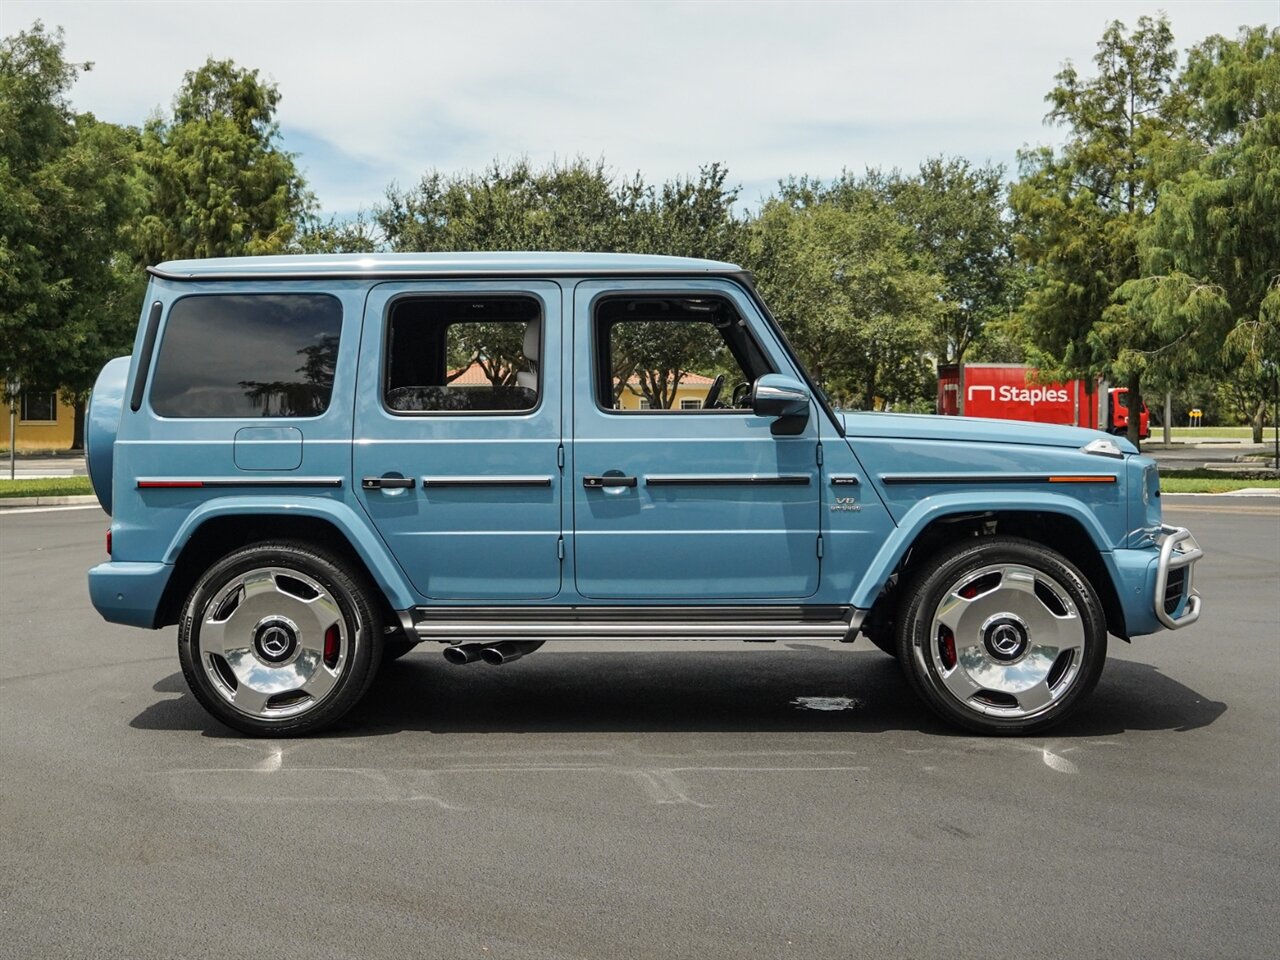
[86,356,130,515]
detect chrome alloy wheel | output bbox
[197,566,354,720]
[926,563,1085,720]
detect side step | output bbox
[406,605,863,643]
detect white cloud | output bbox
[6,0,1273,215]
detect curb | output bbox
[0,495,99,509]
[1162,489,1280,498]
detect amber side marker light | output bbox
[1048,475,1117,484]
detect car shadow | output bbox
[131,645,1226,739]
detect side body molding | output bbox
[163,496,419,611]
[847,490,1120,611]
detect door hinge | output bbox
[557,444,565,469]
[557,537,565,560]
[816,535,824,559]
[816,443,824,466]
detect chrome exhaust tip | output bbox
[478,640,544,665]
[442,643,484,665]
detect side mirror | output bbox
[751,373,811,419]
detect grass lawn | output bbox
[1167,426,1262,439]
[0,476,94,498]
[1161,477,1280,493]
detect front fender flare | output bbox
[849,490,1118,610]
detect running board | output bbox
[405,605,863,643]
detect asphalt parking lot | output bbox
[1,499,1277,960]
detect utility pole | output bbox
[4,375,18,482]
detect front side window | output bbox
[594,296,772,412]
[384,297,540,414]
[150,294,342,418]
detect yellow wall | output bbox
[617,382,712,411]
[0,393,77,452]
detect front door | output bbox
[571,280,821,601]
[354,281,563,600]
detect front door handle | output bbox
[362,476,416,490]
[583,475,637,489]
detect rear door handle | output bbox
[582,475,637,489]
[362,476,416,490]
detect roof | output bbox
[149,251,744,281]
[624,372,714,386]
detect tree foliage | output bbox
[1011,15,1183,445]
[1115,25,1280,441]
[377,157,743,262]
[0,22,140,437]
[130,59,313,264]
[747,182,943,409]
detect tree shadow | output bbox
[130,646,1226,739]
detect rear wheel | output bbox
[896,537,1106,735]
[178,541,382,736]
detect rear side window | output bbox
[384,297,540,414]
[149,294,342,418]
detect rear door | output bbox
[570,280,821,601]
[353,282,564,600]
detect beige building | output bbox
[615,372,715,410]
[1,391,76,452]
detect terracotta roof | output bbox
[623,372,714,386]
[447,362,508,385]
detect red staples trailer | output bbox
[937,363,1149,438]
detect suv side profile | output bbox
[86,253,1203,736]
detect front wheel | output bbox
[178,541,383,736]
[895,537,1107,735]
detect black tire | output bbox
[178,540,383,736]
[895,536,1107,735]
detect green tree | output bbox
[131,59,313,264]
[378,157,628,252]
[294,211,380,254]
[0,23,141,447]
[1115,25,1279,440]
[746,188,942,409]
[874,158,1016,365]
[1011,15,1183,447]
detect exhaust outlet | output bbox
[478,640,544,665]
[442,643,485,665]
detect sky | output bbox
[4,0,1274,220]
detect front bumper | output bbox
[1154,524,1202,629]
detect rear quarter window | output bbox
[149,294,342,418]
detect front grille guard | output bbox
[1154,525,1203,629]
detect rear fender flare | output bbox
[164,496,418,611]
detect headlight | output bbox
[1081,437,1124,458]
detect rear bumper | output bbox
[87,561,173,628]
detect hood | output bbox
[838,411,1138,453]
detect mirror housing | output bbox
[751,374,811,419]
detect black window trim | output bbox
[379,291,546,419]
[19,391,58,423]
[148,291,345,421]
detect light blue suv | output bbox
[85,253,1203,736]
